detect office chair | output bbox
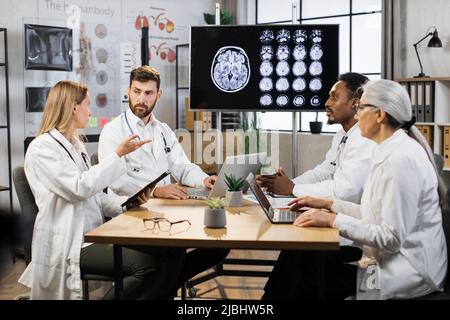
[13,166,114,300]
[12,167,38,266]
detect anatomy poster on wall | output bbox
[122,0,206,126]
[23,0,209,137]
[190,25,339,112]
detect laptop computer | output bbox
[121,170,171,209]
[187,152,266,200]
[245,172,302,224]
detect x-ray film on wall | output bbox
[25,24,73,71]
[190,25,339,111]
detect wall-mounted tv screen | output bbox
[190,25,339,111]
[26,87,51,112]
[25,24,73,71]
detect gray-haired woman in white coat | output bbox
[286,79,447,299]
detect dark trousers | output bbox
[263,247,360,300]
[177,248,230,286]
[80,244,185,300]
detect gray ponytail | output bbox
[363,79,447,208]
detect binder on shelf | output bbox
[443,126,450,168]
[416,125,433,148]
[424,82,435,122]
[416,82,425,122]
[409,82,418,120]
[400,81,409,94]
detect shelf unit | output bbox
[396,77,450,171]
[0,28,12,211]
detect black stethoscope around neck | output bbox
[48,132,90,170]
[330,135,348,166]
[123,111,171,153]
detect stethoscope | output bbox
[330,135,348,166]
[48,132,90,170]
[123,111,171,154]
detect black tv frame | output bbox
[190,24,339,112]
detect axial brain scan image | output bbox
[276,61,290,76]
[293,95,305,107]
[211,46,251,92]
[260,94,273,106]
[276,45,290,61]
[259,77,274,92]
[311,29,323,43]
[260,29,274,43]
[292,61,307,76]
[311,95,321,107]
[292,77,307,92]
[294,29,308,43]
[276,29,291,43]
[310,44,323,60]
[276,94,289,107]
[309,61,323,76]
[309,78,323,92]
[260,60,274,76]
[260,45,273,60]
[293,45,307,61]
[275,77,290,92]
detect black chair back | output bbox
[12,167,38,265]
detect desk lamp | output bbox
[413,27,442,78]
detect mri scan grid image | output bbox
[191,25,338,111]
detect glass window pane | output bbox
[300,112,340,133]
[303,17,350,73]
[259,112,293,130]
[302,0,349,19]
[352,0,382,13]
[257,0,298,23]
[352,13,381,74]
[365,74,381,80]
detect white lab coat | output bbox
[332,129,447,299]
[18,129,127,299]
[292,123,376,203]
[98,109,208,196]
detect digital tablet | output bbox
[121,170,171,209]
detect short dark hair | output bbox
[338,72,369,98]
[129,66,161,90]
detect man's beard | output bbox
[327,118,336,125]
[129,100,156,119]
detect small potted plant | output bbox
[309,112,323,134]
[224,174,245,207]
[204,197,226,228]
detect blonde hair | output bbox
[38,81,88,144]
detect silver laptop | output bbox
[246,173,302,224]
[188,152,266,200]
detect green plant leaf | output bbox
[207,197,225,209]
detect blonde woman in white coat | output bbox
[18,81,181,299]
[286,79,447,299]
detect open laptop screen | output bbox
[246,173,273,214]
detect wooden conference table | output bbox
[84,199,339,299]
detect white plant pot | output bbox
[225,190,243,207]
[204,208,227,228]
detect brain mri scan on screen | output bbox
[190,25,338,111]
